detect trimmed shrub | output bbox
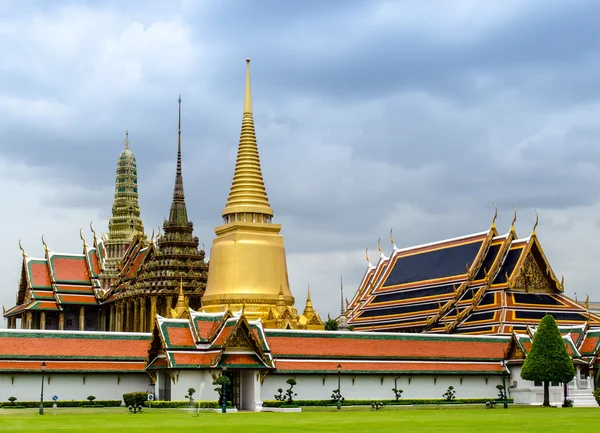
[123,392,148,407]
[262,398,513,408]
[0,400,121,408]
[142,400,225,409]
[8,397,17,405]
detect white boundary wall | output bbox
[262,374,504,401]
[0,373,150,403]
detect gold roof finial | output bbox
[303,284,314,316]
[390,229,396,248]
[150,228,155,243]
[124,130,130,149]
[532,210,539,236]
[377,238,382,254]
[18,239,26,258]
[221,58,273,218]
[491,203,498,230]
[365,248,371,265]
[171,278,189,319]
[510,207,517,232]
[41,234,48,253]
[244,58,252,114]
[307,284,312,301]
[585,295,589,310]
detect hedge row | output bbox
[262,398,514,408]
[143,400,234,409]
[1,400,122,408]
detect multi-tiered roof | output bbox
[347,210,600,334]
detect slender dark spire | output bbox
[340,275,345,316]
[168,95,189,226]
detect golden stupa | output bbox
[203,59,321,329]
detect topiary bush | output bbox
[87,396,96,403]
[442,386,456,401]
[123,392,148,407]
[8,397,17,405]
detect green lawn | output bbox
[0,406,596,432]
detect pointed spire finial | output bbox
[532,210,539,236]
[340,275,345,316]
[491,203,498,230]
[307,284,312,301]
[244,58,252,114]
[18,239,26,258]
[124,130,129,149]
[511,207,517,231]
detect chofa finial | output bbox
[377,238,382,253]
[510,207,517,231]
[491,203,498,230]
[365,248,371,265]
[18,239,26,257]
[532,210,539,236]
[41,234,48,252]
[390,229,396,247]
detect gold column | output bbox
[118,303,124,332]
[126,301,132,332]
[58,312,65,330]
[139,298,146,333]
[20,313,25,329]
[166,296,173,317]
[133,301,139,333]
[40,312,46,330]
[26,312,32,329]
[109,304,115,332]
[150,296,157,332]
[79,307,85,331]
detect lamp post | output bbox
[501,360,508,409]
[39,361,47,415]
[337,363,342,410]
[221,365,228,414]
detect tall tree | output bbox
[521,314,575,406]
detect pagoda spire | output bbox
[168,95,189,226]
[221,58,274,220]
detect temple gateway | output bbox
[1,60,599,409]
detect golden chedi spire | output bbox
[221,58,274,219]
[171,278,189,319]
[202,58,295,321]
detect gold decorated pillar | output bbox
[20,313,25,329]
[58,312,64,330]
[150,296,157,332]
[166,296,173,317]
[79,306,85,331]
[133,300,139,332]
[126,301,132,332]
[139,298,146,333]
[109,304,115,332]
[40,312,46,330]
[26,312,32,329]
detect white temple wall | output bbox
[0,373,150,403]
[261,373,503,401]
[167,370,219,401]
[507,365,566,406]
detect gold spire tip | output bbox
[124,130,130,149]
[244,58,252,114]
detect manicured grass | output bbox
[0,406,597,432]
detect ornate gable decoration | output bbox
[512,252,552,293]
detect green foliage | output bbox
[8,397,17,404]
[330,389,344,403]
[87,396,96,403]
[442,386,456,401]
[142,400,224,409]
[275,378,298,404]
[521,315,575,384]
[391,388,403,401]
[213,375,231,406]
[593,389,600,407]
[185,388,196,406]
[495,385,505,400]
[324,319,339,331]
[123,392,148,407]
[0,400,121,408]
[262,398,513,407]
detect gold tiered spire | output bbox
[222,58,274,219]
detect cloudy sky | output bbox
[2,0,600,325]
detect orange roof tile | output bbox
[170,352,218,367]
[274,360,503,374]
[0,360,146,372]
[266,332,507,361]
[165,326,195,348]
[29,262,51,288]
[0,331,150,359]
[52,257,89,282]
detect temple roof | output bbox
[0,329,150,373]
[348,213,600,334]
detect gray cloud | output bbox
[1,0,600,323]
